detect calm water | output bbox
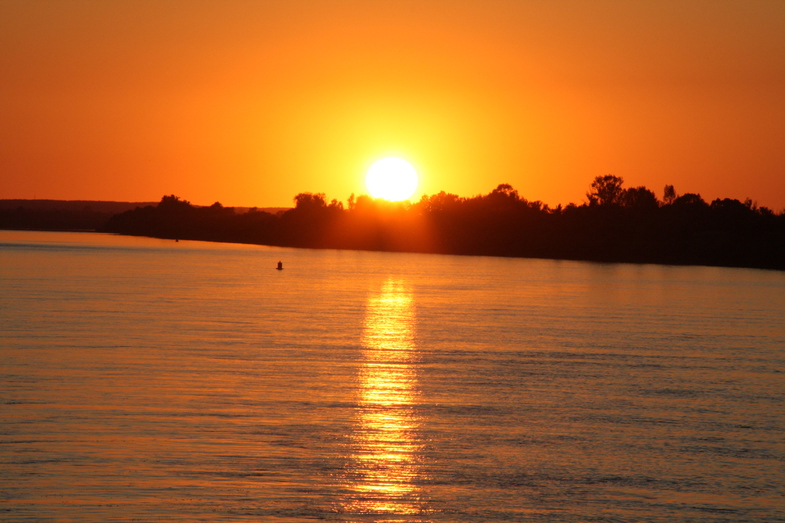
[1,230,784,522]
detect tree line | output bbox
[98,176,785,270]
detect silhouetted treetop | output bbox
[623,186,659,212]
[158,194,192,212]
[491,183,519,199]
[587,175,625,206]
[663,184,676,205]
[293,192,327,210]
[673,193,708,208]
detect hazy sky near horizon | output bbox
[2,0,784,209]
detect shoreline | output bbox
[4,226,783,273]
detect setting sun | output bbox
[365,157,419,202]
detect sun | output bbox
[365,157,419,201]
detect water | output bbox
[1,230,784,522]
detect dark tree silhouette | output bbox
[623,186,659,212]
[91,179,785,271]
[663,185,676,205]
[587,175,625,206]
[293,192,327,210]
[158,194,192,211]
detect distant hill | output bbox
[232,207,290,215]
[0,199,158,213]
[0,200,289,215]
[0,200,159,231]
[0,199,291,232]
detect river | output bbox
[1,230,784,522]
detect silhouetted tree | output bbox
[587,175,625,206]
[663,185,676,205]
[491,183,518,198]
[293,192,327,210]
[158,194,192,212]
[623,186,659,212]
[673,193,707,208]
[419,191,463,213]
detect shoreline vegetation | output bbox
[2,176,784,271]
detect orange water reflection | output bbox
[343,278,425,517]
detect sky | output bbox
[2,0,784,210]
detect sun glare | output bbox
[365,157,419,202]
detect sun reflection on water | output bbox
[343,278,426,517]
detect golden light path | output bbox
[343,277,425,516]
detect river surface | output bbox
[1,230,784,522]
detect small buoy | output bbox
[276,261,283,270]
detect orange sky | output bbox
[2,0,784,210]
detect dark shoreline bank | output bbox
[3,223,783,272]
[4,179,784,271]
